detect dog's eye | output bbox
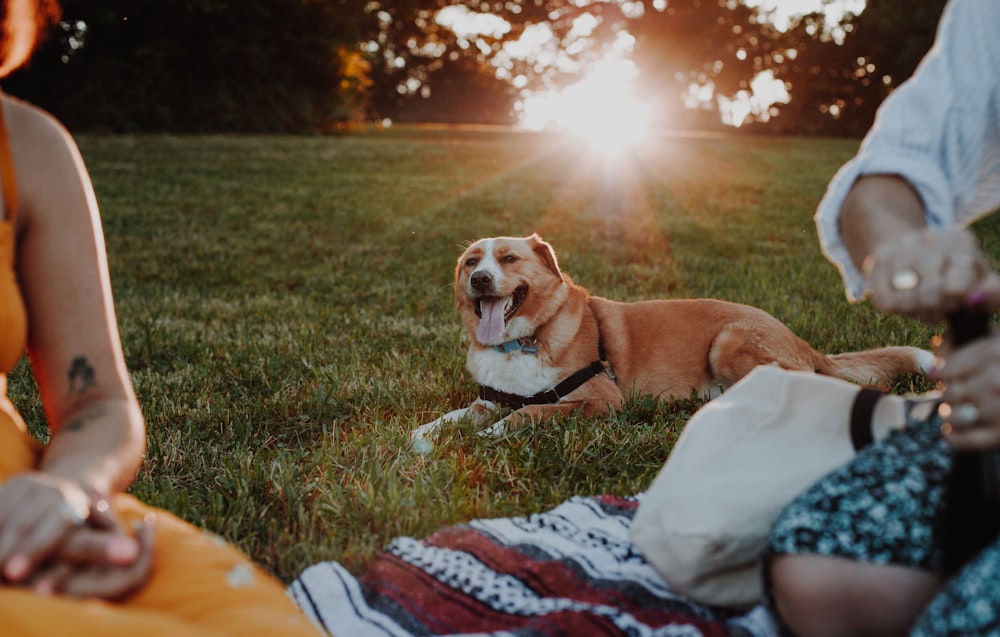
[501,255,518,264]
[465,258,479,267]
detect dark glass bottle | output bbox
[938,310,1000,575]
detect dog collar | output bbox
[493,337,538,355]
[479,359,608,408]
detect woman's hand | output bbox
[937,333,1000,452]
[0,477,154,600]
[30,502,154,600]
[863,226,1000,323]
[0,472,91,583]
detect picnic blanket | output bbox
[289,494,780,636]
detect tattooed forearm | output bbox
[63,418,85,432]
[56,405,105,436]
[67,356,96,395]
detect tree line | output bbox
[0,0,946,135]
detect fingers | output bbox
[20,517,154,601]
[36,497,140,569]
[0,510,57,582]
[28,561,75,596]
[938,335,1000,379]
[56,526,140,567]
[84,494,119,532]
[16,511,155,601]
[942,421,1000,451]
[865,227,998,322]
[972,272,1000,313]
[0,476,90,584]
[60,519,155,601]
[937,336,1000,452]
[941,253,981,298]
[0,485,130,587]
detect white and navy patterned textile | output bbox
[289,494,780,637]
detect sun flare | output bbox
[517,57,652,156]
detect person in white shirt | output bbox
[765,1,1000,635]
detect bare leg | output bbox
[770,554,942,637]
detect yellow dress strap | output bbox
[0,90,17,222]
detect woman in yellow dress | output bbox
[0,1,324,634]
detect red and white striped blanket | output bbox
[289,494,779,637]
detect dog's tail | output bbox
[820,346,935,386]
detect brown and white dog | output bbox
[412,234,933,439]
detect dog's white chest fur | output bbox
[468,349,560,396]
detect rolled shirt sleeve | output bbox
[815,0,1000,301]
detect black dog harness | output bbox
[478,341,613,409]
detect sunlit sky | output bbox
[744,0,865,32]
[432,0,866,147]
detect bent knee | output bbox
[769,554,941,637]
[769,554,846,636]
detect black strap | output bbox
[479,360,607,409]
[482,306,612,410]
[849,387,888,451]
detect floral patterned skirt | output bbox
[765,415,1000,636]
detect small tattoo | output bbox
[68,356,96,395]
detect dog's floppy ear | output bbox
[528,234,563,281]
[454,241,475,306]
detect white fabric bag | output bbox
[630,365,928,608]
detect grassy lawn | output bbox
[7,126,964,584]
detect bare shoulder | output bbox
[2,93,75,155]
[1,94,93,229]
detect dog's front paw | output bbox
[411,419,444,442]
[478,418,510,438]
[478,407,540,437]
[412,401,497,443]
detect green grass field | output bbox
[8,126,967,584]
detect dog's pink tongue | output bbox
[476,297,507,345]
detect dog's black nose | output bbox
[470,270,493,292]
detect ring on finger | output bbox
[891,269,920,291]
[951,402,981,426]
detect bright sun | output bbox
[517,57,652,156]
